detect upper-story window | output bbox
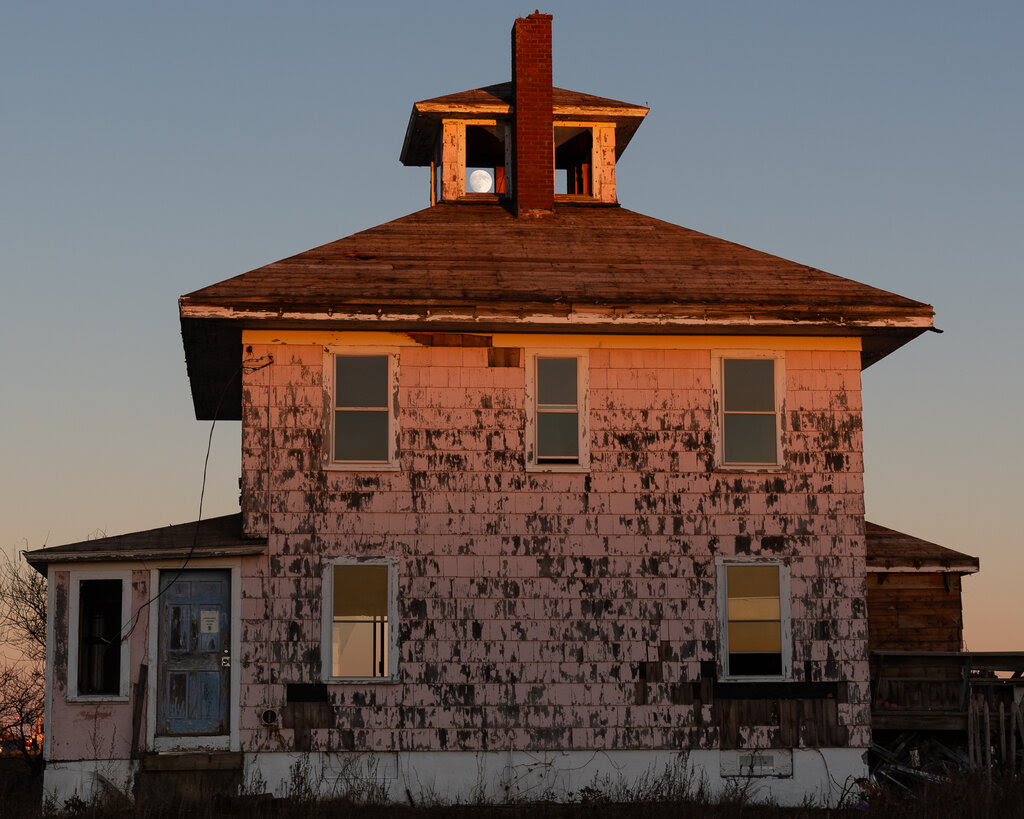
[526,352,589,470]
[331,353,398,468]
[714,353,784,468]
[719,561,791,680]
[464,123,507,195]
[554,125,593,196]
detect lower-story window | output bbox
[720,561,791,679]
[323,559,396,681]
[69,572,131,699]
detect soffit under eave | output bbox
[180,313,930,420]
[180,316,242,421]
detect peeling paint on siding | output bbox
[233,340,869,753]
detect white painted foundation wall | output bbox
[44,748,866,809]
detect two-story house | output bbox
[28,13,939,808]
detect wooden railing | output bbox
[871,651,1024,732]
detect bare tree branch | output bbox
[0,552,45,769]
[0,552,46,664]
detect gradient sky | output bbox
[2,2,1021,651]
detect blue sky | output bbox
[1,2,1021,649]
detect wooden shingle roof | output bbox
[866,521,979,573]
[180,202,934,419]
[24,514,265,573]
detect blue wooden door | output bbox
[157,570,231,736]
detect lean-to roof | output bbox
[866,521,979,573]
[24,514,265,573]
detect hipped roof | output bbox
[180,202,934,419]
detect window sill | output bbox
[67,694,130,703]
[324,462,400,472]
[324,677,401,685]
[526,463,590,474]
[450,193,502,203]
[718,675,791,684]
[714,464,786,474]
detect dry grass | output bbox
[8,759,1024,818]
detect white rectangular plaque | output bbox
[200,609,219,634]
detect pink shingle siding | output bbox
[236,339,869,753]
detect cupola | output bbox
[399,13,649,214]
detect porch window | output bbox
[326,561,394,680]
[76,579,124,696]
[68,572,130,701]
[722,563,790,678]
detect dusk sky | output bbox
[2,2,1021,651]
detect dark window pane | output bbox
[78,579,122,695]
[728,652,782,676]
[724,414,777,464]
[333,565,389,617]
[538,412,579,460]
[537,358,577,406]
[724,359,774,412]
[336,356,388,408]
[335,411,389,461]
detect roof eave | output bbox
[178,303,932,419]
[25,543,266,572]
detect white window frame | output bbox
[67,569,132,701]
[711,350,785,470]
[321,556,399,684]
[524,350,590,472]
[325,349,400,471]
[716,557,792,682]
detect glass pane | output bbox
[333,564,389,617]
[334,410,388,461]
[537,412,579,460]
[537,358,577,406]
[727,597,781,621]
[724,359,774,412]
[724,414,777,464]
[336,356,388,408]
[727,565,780,600]
[332,619,388,678]
[729,652,782,676]
[79,579,122,695]
[728,621,782,653]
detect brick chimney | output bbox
[511,12,554,217]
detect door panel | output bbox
[157,570,231,736]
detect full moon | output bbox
[469,169,493,193]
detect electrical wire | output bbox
[119,354,272,642]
